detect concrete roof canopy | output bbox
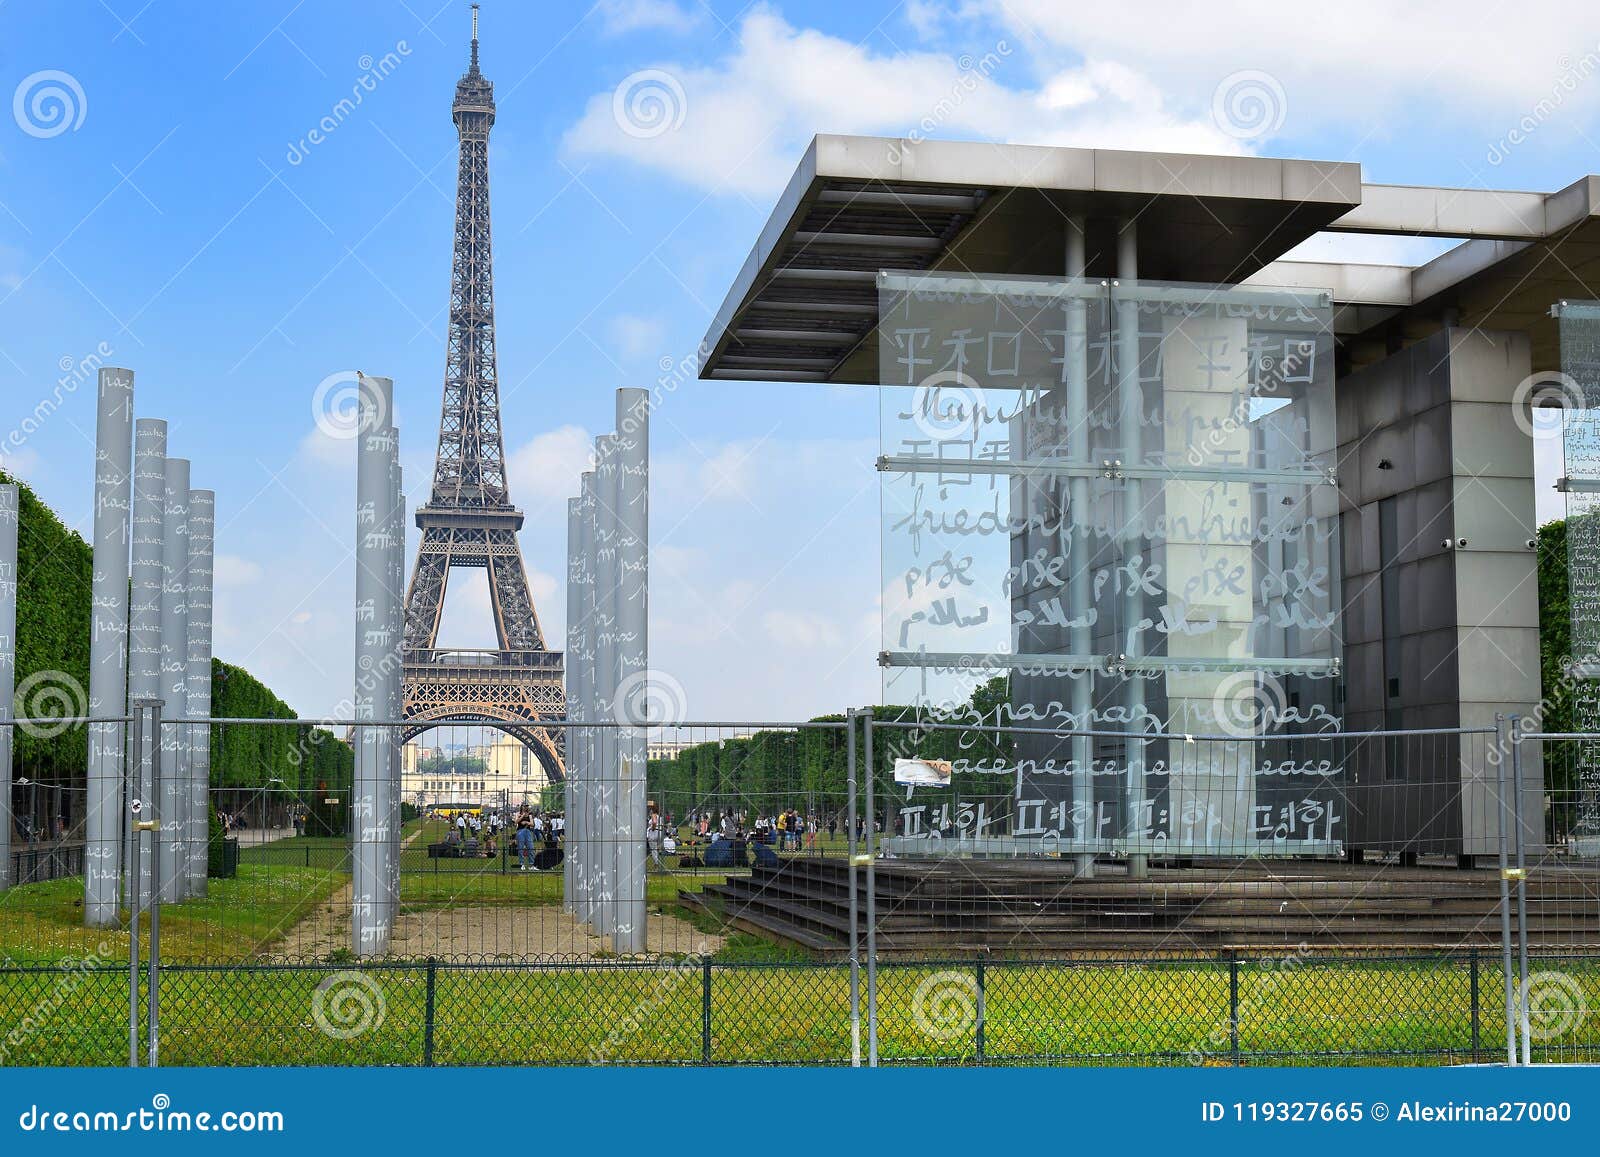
[701,134,1600,381]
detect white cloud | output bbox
[0,445,42,480]
[762,608,844,648]
[565,7,1245,197]
[606,313,669,364]
[506,424,594,506]
[297,426,353,470]
[982,0,1600,129]
[213,553,263,587]
[596,0,702,36]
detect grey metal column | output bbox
[1063,220,1094,880]
[86,367,134,924]
[614,388,648,953]
[577,470,597,925]
[352,375,396,956]
[593,435,618,936]
[0,484,17,891]
[1116,220,1148,880]
[381,453,404,925]
[158,458,190,901]
[564,495,582,912]
[128,420,166,908]
[185,490,214,898]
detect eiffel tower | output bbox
[401,6,565,780]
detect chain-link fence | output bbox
[1500,727,1600,1063]
[4,950,1596,1067]
[6,711,1600,1066]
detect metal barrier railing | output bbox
[4,711,1599,1066]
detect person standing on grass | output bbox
[515,811,536,871]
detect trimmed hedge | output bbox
[0,471,351,827]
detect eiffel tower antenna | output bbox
[401,6,566,780]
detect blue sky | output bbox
[1,0,1596,718]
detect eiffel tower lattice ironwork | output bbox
[401,9,565,780]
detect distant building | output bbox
[647,739,694,762]
[401,731,550,808]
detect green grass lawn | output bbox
[0,865,347,964]
[9,846,1600,1067]
[5,955,1598,1066]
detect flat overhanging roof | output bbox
[702,137,1600,381]
[699,135,1362,385]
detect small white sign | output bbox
[894,757,952,787]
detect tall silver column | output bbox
[86,367,134,925]
[577,470,597,924]
[564,495,582,912]
[352,375,396,956]
[128,420,166,908]
[185,490,214,898]
[1116,220,1148,880]
[592,436,617,936]
[613,389,648,953]
[0,484,17,891]
[384,460,404,922]
[158,458,190,901]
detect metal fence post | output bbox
[974,957,986,1064]
[127,705,143,1068]
[1510,716,1532,1065]
[864,712,879,1068]
[701,959,712,1065]
[1469,947,1481,1062]
[423,958,437,1066]
[146,701,162,1067]
[1228,951,1241,1066]
[1496,714,1517,1065]
[845,708,860,1068]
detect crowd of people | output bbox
[418,801,872,874]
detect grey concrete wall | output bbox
[1336,327,1542,856]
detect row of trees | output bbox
[644,679,1016,817]
[2,471,353,833]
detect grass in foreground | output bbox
[5,956,1597,1067]
[0,866,346,964]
